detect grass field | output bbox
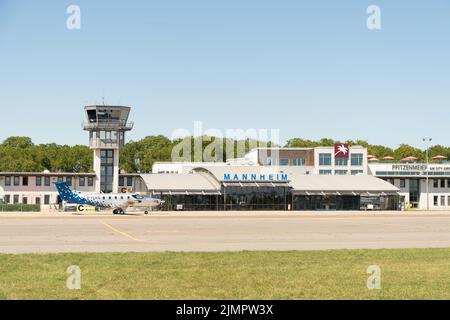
[1,248,450,300]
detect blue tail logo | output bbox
[54,182,89,204]
[54,182,75,201]
[54,182,99,206]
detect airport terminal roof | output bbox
[191,166,308,182]
[141,168,399,196]
[289,175,400,195]
[140,172,221,195]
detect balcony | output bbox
[83,120,134,131]
[89,138,124,149]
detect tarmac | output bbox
[1,211,450,253]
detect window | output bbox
[319,153,332,166]
[335,170,348,175]
[5,176,11,186]
[433,179,439,188]
[22,197,28,204]
[14,176,20,186]
[280,159,289,166]
[13,195,19,204]
[101,150,115,193]
[441,179,446,188]
[434,196,439,206]
[351,170,364,175]
[79,177,85,187]
[441,196,446,207]
[319,170,332,175]
[127,177,133,187]
[400,179,406,189]
[44,176,51,186]
[351,154,363,166]
[57,176,63,183]
[35,197,41,205]
[293,158,305,166]
[88,177,94,187]
[119,176,125,187]
[66,177,72,187]
[265,158,277,166]
[36,176,42,186]
[335,158,348,166]
[4,195,10,204]
[44,195,50,205]
[23,177,29,186]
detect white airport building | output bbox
[369,163,450,210]
[0,105,448,211]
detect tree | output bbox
[428,145,450,162]
[2,136,33,149]
[394,144,424,161]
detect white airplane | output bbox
[54,182,164,215]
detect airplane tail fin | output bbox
[53,182,77,202]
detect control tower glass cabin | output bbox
[83,106,133,193]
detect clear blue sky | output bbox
[0,0,449,148]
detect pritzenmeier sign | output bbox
[224,173,289,182]
[391,164,428,171]
[391,164,450,172]
[373,164,450,177]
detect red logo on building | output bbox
[335,143,349,158]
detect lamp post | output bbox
[423,137,432,211]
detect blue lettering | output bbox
[269,174,274,181]
[260,174,266,181]
[242,174,248,181]
[224,174,231,181]
[281,174,288,181]
[233,174,239,181]
[251,174,257,181]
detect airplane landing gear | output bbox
[145,211,149,215]
[113,209,118,215]
[113,209,125,215]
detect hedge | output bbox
[0,204,41,212]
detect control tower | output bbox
[83,106,133,193]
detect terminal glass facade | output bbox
[223,185,290,211]
[293,194,399,211]
[157,184,291,211]
[161,194,221,211]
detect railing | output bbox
[82,120,134,131]
[89,138,123,149]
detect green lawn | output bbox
[1,248,450,300]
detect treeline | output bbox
[286,138,450,162]
[120,135,274,173]
[0,137,92,173]
[1,136,449,173]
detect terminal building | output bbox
[1,105,448,211]
[369,163,450,210]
